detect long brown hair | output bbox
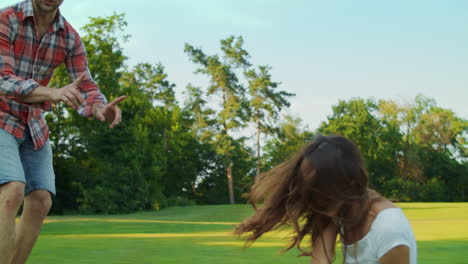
[235,135,384,260]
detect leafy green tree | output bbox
[379,95,467,201]
[413,106,468,201]
[184,36,250,204]
[47,13,167,213]
[378,95,436,180]
[130,63,176,108]
[183,84,216,142]
[245,65,294,176]
[45,11,468,212]
[195,137,255,204]
[46,64,87,213]
[414,107,466,156]
[263,115,313,169]
[318,98,401,193]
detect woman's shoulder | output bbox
[368,202,416,260]
[371,199,398,213]
[369,202,412,238]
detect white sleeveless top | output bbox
[343,208,417,264]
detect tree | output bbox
[184,36,250,204]
[413,107,466,156]
[130,63,176,108]
[263,115,313,169]
[318,98,401,193]
[378,95,437,180]
[183,84,216,142]
[378,95,468,201]
[47,64,86,213]
[245,65,294,176]
[413,106,468,201]
[48,13,178,213]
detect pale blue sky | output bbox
[3,0,468,129]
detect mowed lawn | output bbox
[28,203,468,264]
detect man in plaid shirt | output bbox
[0,0,126,262]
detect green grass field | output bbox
[28,203,468,263]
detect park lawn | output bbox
[28,203,468,264]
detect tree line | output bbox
[47,14,467,214]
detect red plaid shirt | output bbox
[0,0,107,149]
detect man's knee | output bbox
[0,182,25,212]
[25,190,52,217]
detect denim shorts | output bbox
[0,128,56,196]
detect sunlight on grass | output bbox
[42,218,238,225]
[41,216,468,241]
[200,241,285,247]
[411,219,468,241]
[28,203,468,264]
[43,231,233,238]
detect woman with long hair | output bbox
[235,135,417,263]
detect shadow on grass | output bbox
[417,239,468,264]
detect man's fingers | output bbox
[109,108,122,128]
[63,93,79,109]
[69,88,85,105]
[72,75,85,87]
[108,96,127,108]
[61,97,74,109]
[95,110,105,122]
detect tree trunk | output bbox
[227,163,235,204]
[256,118,261,177]
[461,184,465,201]
[401,118,412,179]
[221,89,235,204]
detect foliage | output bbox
[46,14,467,215]
[245,65,294,175]
[184,36,254,204]
[318,96,467,201]
[263,115,314,169]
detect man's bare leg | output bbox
[0,182,25,263]
[10,190,51,264]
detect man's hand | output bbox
[21,76,85,106]
[92,96,127,128]
[49,75,86,109]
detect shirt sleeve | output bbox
[374,219,412,258]
[0,12,41,97]
[65,32,107,118]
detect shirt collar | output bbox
[53,10,65,31]
[22,0,34,19]
[21,0,65,31]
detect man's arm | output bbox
[1,11,122,117]
[65,32,126,127]
[0,12,85,110]
[64,32,107,117]
[22,76,85,109]
[0,12,41,98]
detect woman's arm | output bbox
[379,245,410,264]
[311,223,338,264]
